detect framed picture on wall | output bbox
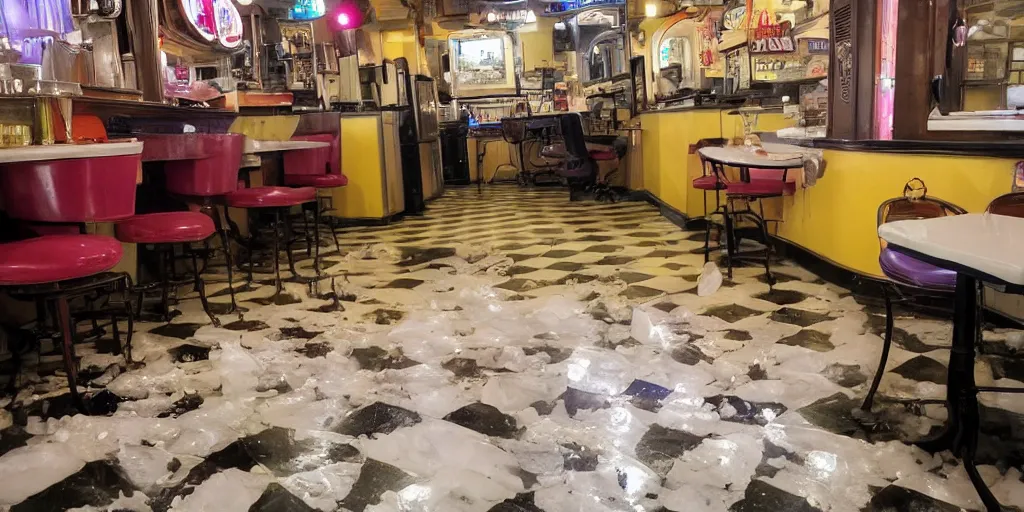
[630,56,647,116]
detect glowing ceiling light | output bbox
[554,21,566,30]
[486,11,497,23]
[337,12,351,26]
[644,2,657,17]
[525,10,536,23]
[236,0,252,5]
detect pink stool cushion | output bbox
[726,179,794,197]
[116,212,215,244]
[284,173,349,188]
[0,235,123,286]
[692,175,725,190]
[589,149,618,161]
[225,186,317,208]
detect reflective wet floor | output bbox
[1,187,1023,511]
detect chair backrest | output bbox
[877,178,966,250]
[986,192,1024,218]
[500,118,528,144]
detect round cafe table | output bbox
[879,213,1024,512]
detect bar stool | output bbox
[115,212,220,325]
[0,235,128,411]
[224,186,318,296]
[693,139,729,263]
[719,167,795,285]
[148,133,247,315]
[0,146,141,411]
[282,134,347,255]
[862,179,965,411]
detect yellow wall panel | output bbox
[775,150,1016,277]
[331,116,385,219]
[229,116,300,140]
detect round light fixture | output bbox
[337,12,351,26]
[486,12,497,22]
[525,10,536,23]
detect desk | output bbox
[880,213,1024,512]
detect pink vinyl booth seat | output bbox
[0,154,140,223]
[162,133,245,196]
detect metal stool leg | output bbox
[862,287,894,411]
[190,244,219,327]
[302,205,312,257]
[703,190,711,263]
[755,200,775,285]
[159,248,173,322]
[722,198,735,279]
[282,208,299,279]
[55,296,86,413]
[272,209,283,295]
[313,203,323,277]
[212,206,238,314]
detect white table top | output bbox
[698,144,804,168]
[244,139,330,154]
[879,213,1024,285]
[0,141,144,164]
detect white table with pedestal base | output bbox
[879,213,1024,512]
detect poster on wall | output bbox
[747,9,794,54]
[698,15,724,78]
[752,39,828,82]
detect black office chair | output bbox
[501,118,563,186]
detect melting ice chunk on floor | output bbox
[664,433,763,502]
[280,461,362,511]
[166,397,256,457]
[357,419,524,497]
[169,468,271,512]
[215,341,265,397]
[563,347,636,396]
[0,443,86,505]
[118,444,201,495]
[482,370,567,413]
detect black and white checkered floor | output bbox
[1,186,1023,511]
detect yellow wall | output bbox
[640,108,1016,278]
[964,86,1003,111]
[521,17,557,71]
[640,108,792,219]
[381,29,423,72]
[773,151,1015,277]
[229,116,300,140]
[332,115,385,219]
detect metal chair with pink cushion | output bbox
[862,179,965,411]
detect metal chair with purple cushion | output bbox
[862,179,966,411]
